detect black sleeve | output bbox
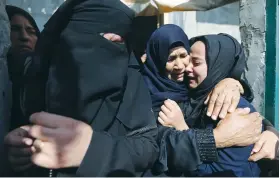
[153,126,217,175]
[76,124,158,177]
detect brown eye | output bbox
[180,53,187,58]
[168,56,176,62]
[193,62,201,66]
[11,26,21,32]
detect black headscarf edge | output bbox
[6,5,40,37]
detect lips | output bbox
[19,44,32,50]
[187,76,196,81]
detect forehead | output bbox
[10,14,33,27]
[191,41,206,55]
[169,46,187,55]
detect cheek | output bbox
[31,36,38,46]
[193,66,207,81]
[165,63,173,73]
[10,32,18,44]
[182,57,189,67]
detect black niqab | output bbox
[23,0,154,131]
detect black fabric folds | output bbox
[23,0,154,130]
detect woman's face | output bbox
[165,46,189,82]
[186,41,208,89]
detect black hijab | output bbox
[186,34,246,127]
[22,0,154,131]
[6,5,40,37]
[142,24,190,109]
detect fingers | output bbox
[234,107,251,115]
[28,125,55,142]
[4,127,33,147]
[163,100,174,110]
[248,150,266,162]
[206,92,218,118]
[20,125,31,133]
[211,93,226,120]
[33,139,45,153]
[157,117,172,127]
[8,155,31,165]
[218,93,232,119]
[8,151,33,172]
[228,94,240,113]
[160,105,170,115]
[9,147,33,157]
[5,134,33,147]
[164,99,180,111]
[204,91,211,105]
[251,138,265,154]
[30,112,77,129]
[141,53,147,63]
[167,99,181,109]
[102,33,123,43]
[247,112,262,124]
[159,111,170,123]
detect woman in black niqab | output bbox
[19,0,158,176]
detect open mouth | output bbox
[173,72,184,78]
[187,76,196,81]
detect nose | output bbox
[19,29,30,42]
[185,62,193,73]
[174,58,184,70]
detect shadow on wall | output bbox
[196,2,239,25]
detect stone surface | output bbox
[7,0,65,30]
[240,0,266,113]
[164,2,241,41]
[0,0,12,175]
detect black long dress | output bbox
[12,0,159,176]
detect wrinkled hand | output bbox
[4,126,34,172]
[248,130,279,161]
[28,112,93,169]
[205,78,244,120]
[213,108,262,148]
[158,99,189,131]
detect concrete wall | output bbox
[7,0,65,30]
[0,0,12,175]
[164,2,241,42]
[240,0,266,112]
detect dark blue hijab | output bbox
[142,24,190,109]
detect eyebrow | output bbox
[191,56,202,60]
[11,24,35,30]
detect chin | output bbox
[188,83,197,89]
[174,77,184,82]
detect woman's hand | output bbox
[158,99,189,131]
[205,78,244,120]
[248,130,279,161]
